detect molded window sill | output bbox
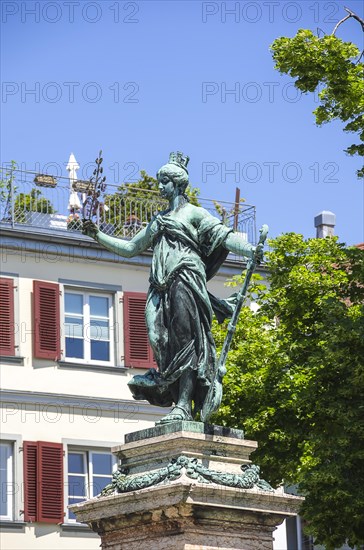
[58,361,127,373]
[0,520,26,530]
[0,356,25,365]
[61,522,97,534]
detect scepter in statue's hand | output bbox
[82,150,107,231]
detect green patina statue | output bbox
[83,152,264,425]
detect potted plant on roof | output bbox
[67,209,82,231]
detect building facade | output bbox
[1,219,273,549]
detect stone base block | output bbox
[70,423,303,550]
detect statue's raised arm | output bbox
[83,220,152,258]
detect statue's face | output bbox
[158,172,175,200]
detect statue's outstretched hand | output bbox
[82,220,99,240]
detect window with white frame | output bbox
[64,290,114,364]
[0,442,13,520]
[67,449,116,520]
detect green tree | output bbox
[14,188,55,223]
[213,234,364,549]
[1,164,55,223]
[271,7,364,178]
[0,161,17,220]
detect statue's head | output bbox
[157,152,190,195]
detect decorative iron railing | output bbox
[0,167,257,247]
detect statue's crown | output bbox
[168,151,190,172]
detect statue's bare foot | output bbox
[156,405,193,424]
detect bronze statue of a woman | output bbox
[83,153,261,424]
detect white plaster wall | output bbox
[1,526,101,550]
[1,405,158,444]
[2,362,152,402]
[1,407,158,550]
[1,252,152,401]
[207,273,233,299]
[273,520,288,550]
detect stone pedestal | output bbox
[71,422,303,550]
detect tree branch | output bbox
[331,7,364,35]
[332,13,351,35]
[356,49,364,64]
[344,7,364,32]
[316,27,326,38]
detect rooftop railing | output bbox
[0,167,257,247]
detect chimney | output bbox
[314,211,336,238]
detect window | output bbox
[0,442,13,520]
[67,449,115,520]
[64,290,114,364]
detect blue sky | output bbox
[1,0,363,245]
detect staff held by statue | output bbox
[201,224,269,422]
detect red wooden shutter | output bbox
[123,292,155,368]
[33,281,60,360]
[24,441,64,524]
[37,442,64,524]
[23,441,38,522]
[0,277,15,356]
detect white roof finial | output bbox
[67,153,81,211]
[66,153,80,183]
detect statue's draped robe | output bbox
[128,209,235,412]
